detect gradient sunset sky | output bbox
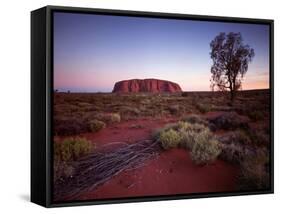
[54,12,270,92]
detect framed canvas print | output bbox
[31,5,274,207]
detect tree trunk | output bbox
[230,89,235,105]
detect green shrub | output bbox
[176,121,190,130]
[152,123,178,140]
[178,128,198,150]
[191,137,221,165]
[54,137,93,162]
[156,121,221,166]
[160,121,205,133]
[54,137,93,182]
[89,120,106,132]
[179,121,206,132]
[154,121,205,144]
[177,122,209,149]
[159,129,182,150]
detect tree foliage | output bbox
[210,32,255,102]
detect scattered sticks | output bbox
[54,139,161,201]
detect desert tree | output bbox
[210,32,255,103]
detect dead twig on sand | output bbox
[54,139,161,201]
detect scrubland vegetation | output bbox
[53,89,271,199]
[156,121,221,164]
[54,137,94,182]
[54,89,269,134]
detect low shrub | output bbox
[247,127,270,146]
[156,121,221,165]
[219,143,246,164]
[179,123,211,149]
[191,136,221,165]
[109,113,121,123]
[208,111,250,131]
[218,130,251,145]
[181,114,209,126]
[177,121,206,132]
[159,129,182,150]
[238,149,270,190]
[154,121,206,140]
[196,103,212,113]
[54,162,74,182]
[217,131,252,164]
[54,137,93,162]
[87,112,121,124]
[54,118,88,136]
[54,137,94,182]
[119,106,141,117]
[168,105,181,115]
[89,120,106,132]
[178,129,198,150]
[152,123,178,140]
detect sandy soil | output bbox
[67,117,239,201]
[75,149,238,200]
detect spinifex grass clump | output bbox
[54,137,94,162]
[156,121,221,165]
[191,134,221,165]
[159,129,182,150]
[89,120,106,132]
[54,137,94,182]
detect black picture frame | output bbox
[31,5,274,208]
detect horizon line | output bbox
[54,88,270,93]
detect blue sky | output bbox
[54,12,270,92]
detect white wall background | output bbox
[0,0,279,212]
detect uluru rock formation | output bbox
[112,79,182,93]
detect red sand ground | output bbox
[82,117,179,149]
[75,149,238,200]
[67,116,239,201]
